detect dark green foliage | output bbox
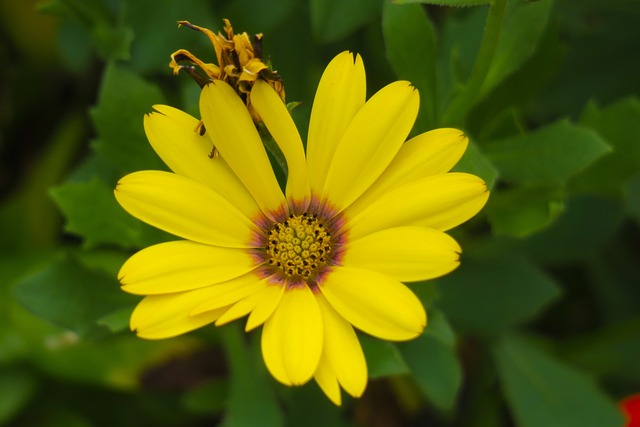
[2,0,639,425]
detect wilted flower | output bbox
[170,19,284,117]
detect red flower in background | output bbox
[621,394,640,427]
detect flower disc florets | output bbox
[266,212,332,280]
[257,210,346,286]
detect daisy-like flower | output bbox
[114,52,489,405]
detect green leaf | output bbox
[309,0,380,44]
[398,311,462,412]
[585,230,640,323]
[571,97,640,196]
[57,20,93,72]
[30,332,196,390]
[394,0,490,6]
[436,256,561,335]
[383,2,438,130]
[66,149,121,184]
[0,113,85,250]
[0,369,37,425]
[515,195,623,264]
[423,309,456,346]
[626,174,640,226]
[0,250,63,365]
[452,140,498,189]
[560,317,640,383]
[540,0,640,117]
[41,0,133,61]
[493,335,624,427]
[407,280,439,309]
[360,335,410,378]
[74,248,129,278]
[91,63,166,174]
[285,385,350,427]
[481,0,553,97]
[123,0,216,74]
[220,327,284,427]
[222,0,298,33]
[96,306,134,333]
[182,379,228,415]
[484,120,611,186]
[436,8,486,115]
[486,186,564,237]
[19,406,92,427]
[92,21,134,61]
[476,107,525,142]
[456,347,504,427]
[467,26,565,135]
[12,254,136,337]
[50,176,168,249]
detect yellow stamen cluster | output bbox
[265,213,332,281]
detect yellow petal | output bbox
[343,227,461,282]
[189,273,268,315]
[144,105,259,217]
[115,171,258,248]
[314,355,342,406]
[261,286,323,385]
[245,284,285,332]
[346,172,489,240]
[214,299,254,327]
[320,81,419,210]
[199,80,286,219]
[131,290,230,339]
[213,280,282,327]
[316,293,367,398]
[119,241,258,295]
[349,128,468,215]
[320,266,426,341]
[306,52,366,196]
[251,80,310,210]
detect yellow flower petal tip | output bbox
[115,42,488,405]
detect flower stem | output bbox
[440,0,508,127]
[257,124,289,191]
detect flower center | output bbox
[265,213,332,281]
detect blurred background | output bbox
[1,0,639,426]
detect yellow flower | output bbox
[114,52,489,405]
